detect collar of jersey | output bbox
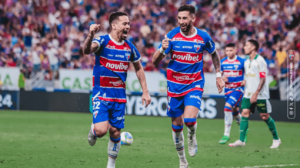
[227,55,237,62]
[249,54,259,62]
[180,27,197,38]
[109,34,124,45]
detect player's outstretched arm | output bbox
[83,24,101,54]
[152,35,170,65]
[133,61,151,107]
[211,51,225,93]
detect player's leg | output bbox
[230,90,243,125]
[232,107,241,125]
[106,102,126,168]
[219,102,233,144]
[229,98,253,147]
[168,96,188,168]
[107,126,121,168]
[183,91,202,156]
[183,106,198,156]
[257,99,281,148]
[88,99,110,146]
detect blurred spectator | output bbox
[18,69,25,91]
[0,0,299,81]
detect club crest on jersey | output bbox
[288,50,295,60]
[125,53,130,60]
[194,45,201,52]
[93,111,98,118]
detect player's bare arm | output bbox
[152,35,170,65]
[83,24,101,54]
[250,78,266,104]
[133,61,151,107]
[211,51,225,93]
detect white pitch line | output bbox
[229,164,299,168]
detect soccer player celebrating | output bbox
[152,5,224,168]
[229,39,281,148]
[219,43,247,144]
[83,12,151,168]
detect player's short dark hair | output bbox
[109,12,128,26]
[247,39,259,51]
[225,43,236,48]
[178,5,196,15]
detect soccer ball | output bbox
[121,132,133,145]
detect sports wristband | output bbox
[216,72,221,78]
[159,47,166,55]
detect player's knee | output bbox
[184,118,197,127]
[260,114,269,120]
[241,110,250,117]
[109,127,121,138]
[94,127,108,138]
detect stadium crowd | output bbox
[0,0,300,80]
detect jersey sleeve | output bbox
[257,58,267,78]
[92,36,105,53]
[203,33,216,54]
[130,44,141,62]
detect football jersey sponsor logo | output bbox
[173,38,183,41]
[117,116,125,120]
[172,54,199,61]
[229,96,237,102]
[174,46,180,48]
[109,80,123,86]
[133,49,137,58]
[195,85,200,88]
[234,65,239,70]
[115,55,124,58]
[106,45,115,49]
[100,38,104,45]
[106,62,129,70]
[194,45,201,52]
[108,54,113,57]
[223,71,240,77]
[193,39,205,44]
[190,95,201,101]
[209,40,213,48]
[246,73,256,77]
[173,75,195,81]
[183,46,192,49]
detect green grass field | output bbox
[0,111,300,168]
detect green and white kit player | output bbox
[229,39,281,148]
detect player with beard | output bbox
[153,5,224,168]
[229,39,281,148]
[83,12,151,168]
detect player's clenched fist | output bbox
[89,24,101,34]
[161,35,171,50]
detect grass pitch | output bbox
[0,110,299,168]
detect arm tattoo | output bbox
[83,33,94,54]
[211,51,221,72]
[256,78,266,93]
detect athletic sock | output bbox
[184,118,197,139]
[107,136,121,168]
[239,117,249,142]
[224,106,233,136]
[233,111,241,125]
[172,124,187,163]
[264,116,279,140]
[91,123,96,136]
